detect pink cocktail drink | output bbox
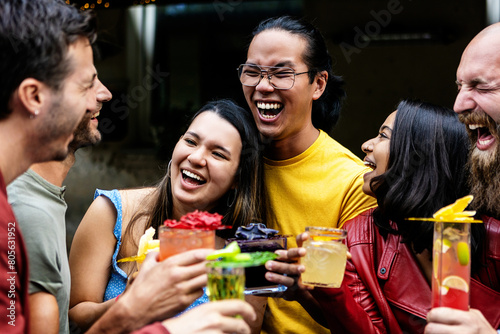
[432,221,471,310]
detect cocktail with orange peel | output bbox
[408,195,482,310]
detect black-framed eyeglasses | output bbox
[237,64,311,90]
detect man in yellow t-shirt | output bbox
[238,16,377,334]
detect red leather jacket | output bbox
[311,209,500,334]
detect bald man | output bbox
[425,23,500,334]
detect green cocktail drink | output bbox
[206,242,277,301]
[206,263,245,301]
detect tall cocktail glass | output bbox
[301,226,347,288]
[432,221,471,310]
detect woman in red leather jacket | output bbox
[265,99,500,333]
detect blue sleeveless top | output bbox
[97,189,209,311]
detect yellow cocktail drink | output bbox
[301,227,347,288]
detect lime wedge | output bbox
[208,251,278,268]
[206,241,240,260]
[457,242,470,266]
[233,253,252,261]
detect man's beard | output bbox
[461,111,500,217]
[68,116,101,152]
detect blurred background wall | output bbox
[64,0,494,247]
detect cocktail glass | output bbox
[206,262,245,301]
[432,221,471,310]
[301,226,347,288]
[225,236,288,295]
[159,226,215,261]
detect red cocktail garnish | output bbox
[163,210,231,230]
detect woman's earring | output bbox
[227,188,238,207]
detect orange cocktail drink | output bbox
[159,227,215,261]
[159,210,228,261]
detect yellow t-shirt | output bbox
[261,130,377,334]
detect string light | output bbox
[71,0,159,10]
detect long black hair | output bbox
[371,99,485,265]
[252,16,345,132]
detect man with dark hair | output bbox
[0,1,256,333]
[425,22,500,334]
[239,16,376,334]
[7,77,111,334]
[0,0,97,331]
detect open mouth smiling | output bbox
[364,158,376,170]
[256,101,283,119]
[181,169,206,185]
[459,111,498,150]
[91,111,100,120]
[468,123,495,147]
